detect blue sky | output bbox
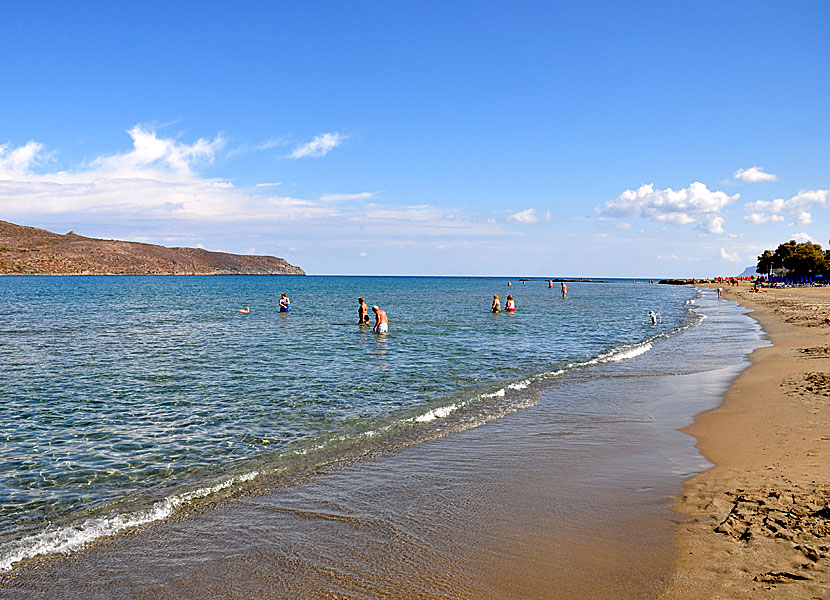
[1,2,827,276]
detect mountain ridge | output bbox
[0,221,305,276]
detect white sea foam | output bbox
[507,380,531,391]
[0,470,259,573]
[481,388,506,398]
[414,403,461,423]
[602,342,653,362]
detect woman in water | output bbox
[491,294,501,313]
[279,292,290,312]
[505,294,516,312]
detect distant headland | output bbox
[0,221,305,276]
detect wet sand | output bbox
[664,286,830,598]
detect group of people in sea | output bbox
[357,297,388,333]
[241,280,669,331]
[490,294,515,313]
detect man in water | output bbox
[358,297,370,324]
[561,282,568,298]
[372,305,388,333]
[647,310,658,325]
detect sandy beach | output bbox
[664,285,830,598]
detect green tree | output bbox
[773,240,798,271]
[785,242,825,276]
[756,249,774,275]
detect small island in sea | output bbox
[0,220,305,276]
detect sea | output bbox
[0,276,766,597]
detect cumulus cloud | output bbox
[743,189,830,227]
[789,211,813,226]
[732,166,778,183]
[598,182,737,233]
[289,132,345,159]
[719,248,741,262]
[791,232,816,243]
[744,213,785,224]
[507,208,540,224]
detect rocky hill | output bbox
[0,221,305,276]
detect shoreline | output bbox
[1,285,764,598]
[663,286,830,598]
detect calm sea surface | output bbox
[0,276,701,571]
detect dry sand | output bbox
[663,286,830,599]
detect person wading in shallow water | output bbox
[491,294,501,313]
[372,305,388,333]
[279,292,290,312]
[358,297,370,325]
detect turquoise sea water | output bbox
[0,276,699,571]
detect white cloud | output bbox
[732,166,778,183]
[544,209,551,221]
[657,253,680,261]
[359,251,367,257]
[598,182,737,233]
[719,248,741,262]
[289,132,345,159]
[744,213,785,224]
[791,232,816,243]
[507,208,539,224]
[90,125,225,177]
[789,211,812,226]
[616,222,631,230]
[0,141,46,175]
[255,182,282,187]
[747,191,826,213]
[699,215,725,234]
[319,192,375,203]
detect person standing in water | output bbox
[279,292,290,312]
[491,294,501,313]
[561,282,568,298]
[357,297,370,325]
[505,295,516,312]
[372,305,388,333]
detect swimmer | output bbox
[561,282,568,298]
[507,281,512,287]
[505,294,516,312]
[358,297,370,325]
[491,294,501,313]
[647,310,659,325]
[239,306,250,313]
[279,292,290,312]
[549,280,553,288]
[372,305,388,333]
[717,287,723,298]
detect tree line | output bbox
[756,240,829,277]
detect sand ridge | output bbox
[663,286,830,599]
